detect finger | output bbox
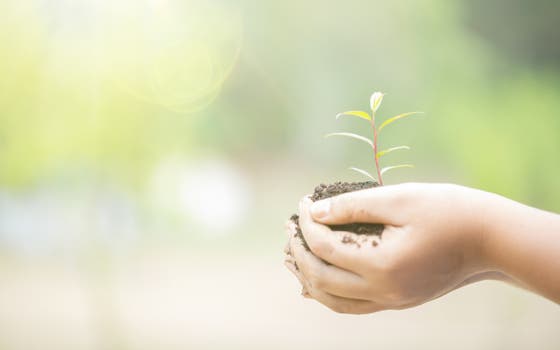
[284,258,304,284]
[287,253,380,314]
[284,241,291,255]
[285,219,298,234]
[290,232,372,300]
[284,220,298,255]
[309,185,404,225]
[284,260,311,298]
[307,286,382,314]
[298,197,368,271]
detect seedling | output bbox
[326,92,421,185]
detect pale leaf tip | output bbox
[370,92,385,112]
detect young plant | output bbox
[326,92,421,185]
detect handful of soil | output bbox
[290,181,384,250]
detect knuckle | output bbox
[345,203,361,223]
[334,194,370,223]
[328,196,342,217]
[352,206,369,223]
[332,196,351,219]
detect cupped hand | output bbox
[285,183,508,313]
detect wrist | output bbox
[456,186,504,275]
[477,190,560,297]
[474,189,515,273]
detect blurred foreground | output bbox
[1,251,559,350]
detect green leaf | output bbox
[348,167,376,181]
[376,145,410,159]
[380,164,414,176]
[370,92,385,113]
[335,111,371,121]
[325,132,373,147]
[378,112,423,132]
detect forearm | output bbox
[481,192,560,303]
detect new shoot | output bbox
[326,92,421,185]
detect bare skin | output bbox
[284,183,560,314]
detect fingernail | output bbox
[310,200,330,218]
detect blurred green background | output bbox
[1,0,559,349]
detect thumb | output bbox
[309,186,400,225]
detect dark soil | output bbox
[290,181,384,250]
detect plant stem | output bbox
[371,114,383,185]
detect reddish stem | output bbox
[371,116,383,185]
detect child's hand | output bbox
[284,183,521,313]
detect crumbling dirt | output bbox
[290,181,384,250]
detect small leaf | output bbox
[376,145,410,159]
[325,132,373,147]
[370,92,385,113]
[335,111,371,121]
[378,112,423,132]
[349,167,376,181]
[380,164,414,176]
